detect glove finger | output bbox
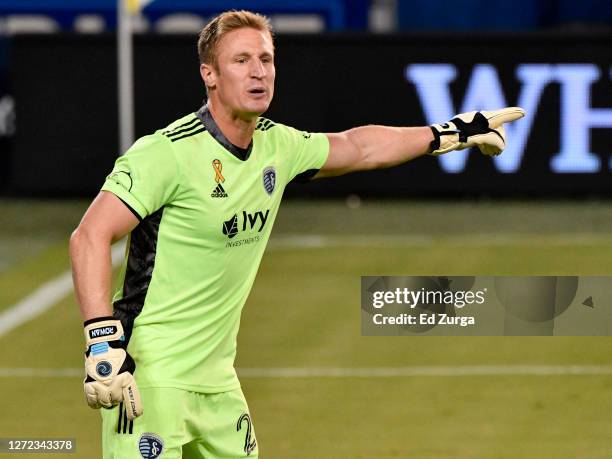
[120,374,144,420]
[84,384,102,409]
[477,129,505,156]
[92,383,113,408]
[478,143,502,156]
[85,380,115,408]
[481,107,525,129]
[109,386,124,406]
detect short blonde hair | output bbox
[197,10,273,66]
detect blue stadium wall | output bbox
[3,33,612,197]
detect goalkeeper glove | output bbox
[83,316,143,420]
[429,107,525,156]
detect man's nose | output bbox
[250,60,266,78]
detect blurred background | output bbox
[1,1,612,458]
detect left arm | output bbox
[315,125,434,178]
[314,107,526,179]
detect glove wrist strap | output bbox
[428,125,441,154]
[84,317,124,346]
[83,315,115,327]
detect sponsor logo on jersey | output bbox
[262,166,276,195]
[96,361,112,377]
[138,433,164,459]
[223,214,239,238]
[222,210,270,240]
[211,183,228,198]
[211,158,228,198]
[89,326,117,339]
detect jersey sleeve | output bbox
[101,134,181,219]
[283,125,330,182]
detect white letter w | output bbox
[405,64,549,173]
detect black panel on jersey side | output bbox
[113,207,163,343]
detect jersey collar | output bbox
[196,105,252,161]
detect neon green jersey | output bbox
[101,106,329,392]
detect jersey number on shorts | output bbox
[236,413,257,455]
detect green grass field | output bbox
[1,198,612,458]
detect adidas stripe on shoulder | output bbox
[256,117,276,132]
[162,115,206,142]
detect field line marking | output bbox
[2,365,612,378]
[0,244,125,338]
[0,368,83,377]
[237,365,612,377]
[1,232,610,338]
[267,233,612,249]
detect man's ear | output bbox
[200,63,216,90]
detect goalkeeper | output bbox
[69,9,524,459]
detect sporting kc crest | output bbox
[262,166,276,195]
[138,433,164,459]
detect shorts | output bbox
[101,387,258,459]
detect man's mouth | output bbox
[247,88,266,95]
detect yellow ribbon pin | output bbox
[212,159,225,183]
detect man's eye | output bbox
[236,58,247,63]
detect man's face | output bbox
[203,27,275,119]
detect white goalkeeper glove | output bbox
[83,317,143,420]
[429,107,525,156]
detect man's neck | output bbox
[207,101,257,149]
